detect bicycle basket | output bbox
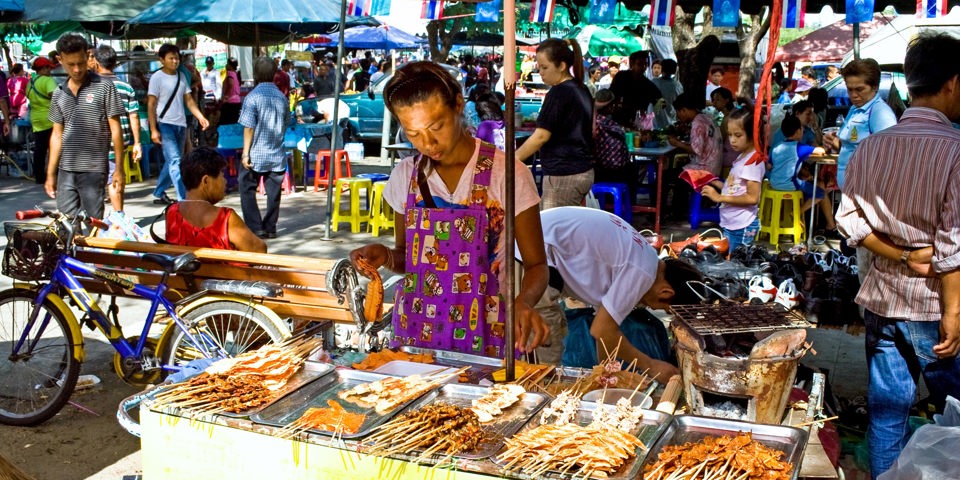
[2,222,63,281]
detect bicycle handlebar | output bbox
[14,209,109,230]
[16,210,44,220]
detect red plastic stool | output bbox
[314,150,352,191]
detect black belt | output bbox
[548,266,565,292]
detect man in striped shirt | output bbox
[837,33,960,479]
[94,45,142,213]
[45,33,124,221]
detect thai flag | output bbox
[348,0,390,16]
[422,0,443,20]
[917,0,947,18]
[649,0,676,27]
[530,0,556,23]
[782,0,806,28]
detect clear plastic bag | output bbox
[877,396,960,480]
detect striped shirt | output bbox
[239,82,290,172]
[101,73,139,161]
[837,107,960,321]
[49,73,125,173]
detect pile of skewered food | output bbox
[642,433,793,480]
[150,337,322,416]
[499,422,646,478]
[588,396,647,433]
[539,389,581,425]
[363,403,484,460]
[338,368,464,414]
[350,349,435,371]
[471,383,525,423]
[277,399,367,438]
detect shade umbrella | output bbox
[568,25,645,57]
[775,13,895,62]
[451,31,536,47]
[313,25,423,50]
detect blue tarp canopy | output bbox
[308,25,423,51]
[0,0,22,12]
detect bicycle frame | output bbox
[16,253,219,365]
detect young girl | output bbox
[701,108,765,254]
[349,61,549,358]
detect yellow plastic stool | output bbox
[331,177,372,233]
[757,180,804,245]
[368,181,395,237]
[123,147,143,184]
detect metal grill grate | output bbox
[670,303,810,336]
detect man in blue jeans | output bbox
[147,43,209,204]
[837,33,960,479]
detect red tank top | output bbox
[165,203,234,250]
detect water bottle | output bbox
[835,115,844,129]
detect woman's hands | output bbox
[349,244,392,275]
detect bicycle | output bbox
[0,209,292,426]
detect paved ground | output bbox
[0,156,870,479]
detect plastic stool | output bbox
[368,181,396,237]
[357,173,389,183]
[331,177,372,233]
[258,155,294,195]
[123,146,143,183]
[757,180,804,244]
[314,150,352,191]
[689,191,720,229]
[591,182,631,223]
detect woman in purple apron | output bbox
[350,62,549,358]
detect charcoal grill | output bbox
[670,303,811,425]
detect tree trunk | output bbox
[736,9,770,100]
[426,17,464,62]
[672,6,697,51]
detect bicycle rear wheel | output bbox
[160,300,289,368]
[0,289,80,426]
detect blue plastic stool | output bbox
[689,191,720,229]
[634,161,658,204]
[591,182,631,223]
[357,173,391,210]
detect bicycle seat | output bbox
[142,253,202,275]
[200,279,284,298]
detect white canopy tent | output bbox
[842,15,960,67]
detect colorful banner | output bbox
[421,0,443,20]
[649,0,676,27]
[475,0,501,22]
[590,0,617,24]
[782,0,806,28]
[347,0,390,16]
[846,0,874,23]
[530,0,556,23]
[713,0,740,27]
[917,0,948,17]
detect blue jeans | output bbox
[562,307,674,369]
[864,310,960,479]
[723,217,760,255]
[152,123,187,200]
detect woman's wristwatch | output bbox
[900,249,911,265]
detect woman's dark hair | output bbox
[710,87,734,104]
[475,99,504,121]
[10,63,23,75]
[56,33,88,56]
[727,107,757,141]
[301,83,315,97]
[181,147,226,190]
[841,58,882,89]
[383,61,462,115]
[663,258,704,306]
[673,92,700,112]
[905,32,960,98]
[468,82,491,103]
[536,38,585,83]
[157,43,179,59]
[792,99,812,114]
[807,88,828,113]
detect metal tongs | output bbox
[326,258,391,352]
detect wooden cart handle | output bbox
[655,374,682,414]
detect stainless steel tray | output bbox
[145,360,335,419]
[639,415,809,480]
[493,402,672,479]
[400,346,502,384]
[250,369,431,439]
[369,383,550,461]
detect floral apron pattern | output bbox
[392,143,508,357]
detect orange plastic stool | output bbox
[313,150,352,191]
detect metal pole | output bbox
[503,0,517,382]
[379,50,393,162]
[853,23,861,61]
[323,0,349,240]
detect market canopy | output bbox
[451,31,536,46]
[774,14,897,62]
[309,25,423,50]
[842,15,960,67]
[567,25,645,57]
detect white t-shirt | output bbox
[384,139,541,288]
[148,69,189,127]
[719,149,766,230]
[201,68,221,100]
[706,82,721,102]
[539,207,660,325]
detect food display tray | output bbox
[145,360,335,419]
[639,415,809,480]
[251,369,432,439]
[493,402,672,479]
[400,346,502,384]
[373,383,550,461]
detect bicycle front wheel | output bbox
[160,300,289,368]
[0,289,81,426]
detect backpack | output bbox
[594,114,629,170]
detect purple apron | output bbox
[392,143,508,358]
